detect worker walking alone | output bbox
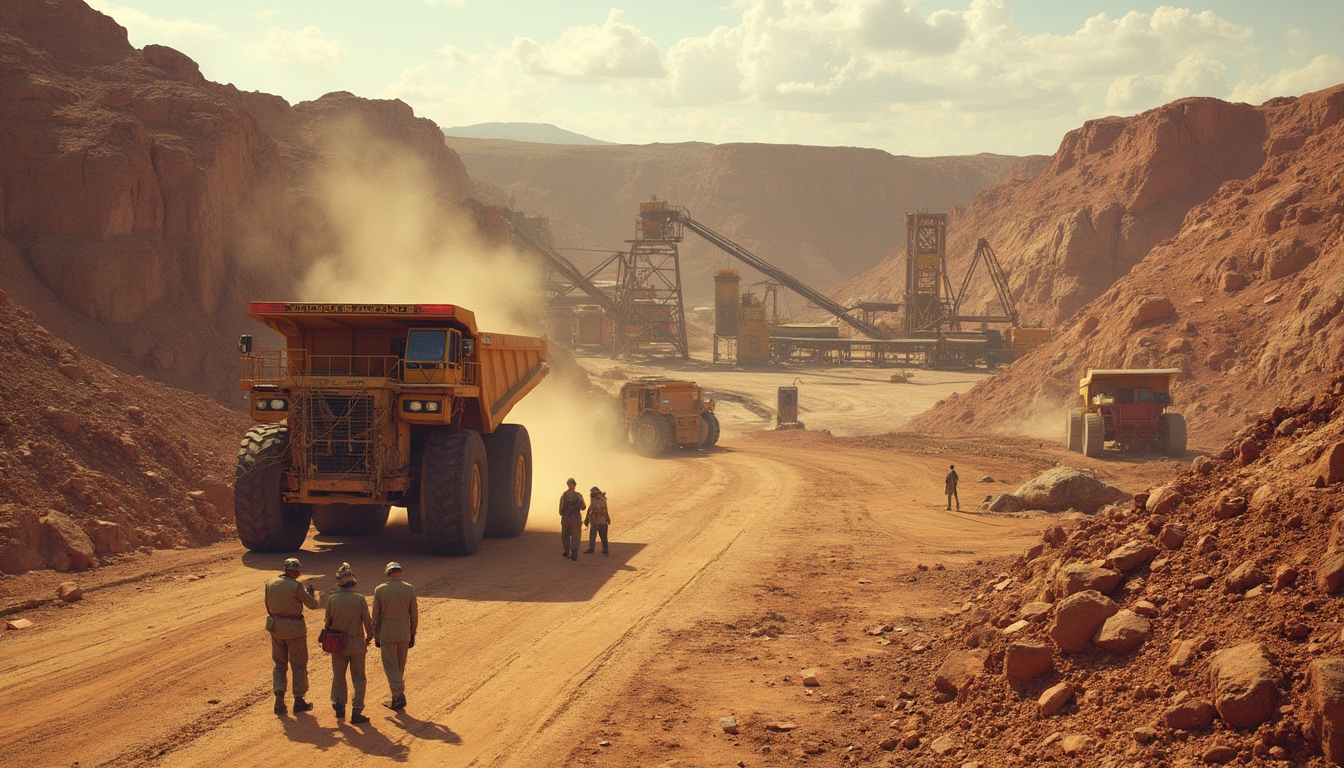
[264,557,321,715]
[325,562,374,724]
[559,478,586,561]
[373,562,418,711]
[584,486,610,555]
[945,464,960,511]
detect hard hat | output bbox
[385,561,402,574]
[590,486,601,493]
[566,477,576,485]
[283,557,302,571]
[335,562,356,586]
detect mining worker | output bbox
[264,556,321,715]
[945,464,960,511]
[373,561,418,711]
[583,486,610,555]
[559,477,586,561]
[325,562,374,724]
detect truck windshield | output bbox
[406,330,447,362]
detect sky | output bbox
[85,0,1344,156]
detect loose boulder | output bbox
[1129,296,1174,331]
[1318,443,1344,486]
[1105,540,1158,572]
[1049,590,1119,653]
[1208,643,1279,729]
[1224,561,1268,593]
[1015,468,1127,513]
[1004,640,1053,681]
[935,649,987,694]
[1164,696,1216,730]
[40,510,96,572]
[1145,485,1184,516]
[1303,658,1344,764]
[986,493,1024,513]
[1093,609,1152,654]
[1055,563,1122,597]
[1038,682,1074,716]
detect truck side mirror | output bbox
[391,338,406,357]
[238,335,252,354]
[462,338,474,357]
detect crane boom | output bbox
[677,214,889,340]
[951,238,1018,326]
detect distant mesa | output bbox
[444,122,615,145]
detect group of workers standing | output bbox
[263,478,614,720]
[265,558,418,723]
[559,478,611,560]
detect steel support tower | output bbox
[616,199,689,358]
[903,212,956,336]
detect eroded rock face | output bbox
[1304,658,1344,764]
[1014,467,1128,513]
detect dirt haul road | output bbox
[0,433,1049,768]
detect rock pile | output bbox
[908,374,1344,764]
[0,296,247,573]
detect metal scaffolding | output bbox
[615,199,689,358]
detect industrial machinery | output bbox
[235,302,548,555]
[776,386,804,430]
[1067,368,1186,458]
[619,378,719,456]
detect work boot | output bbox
[350,708,369,724]
[383,694,406,711]
[334,704,345,720]
[562,550,570,558]
[570,554,578,561]
[274,692,287,715]
[602,549,609,555]
[293,697,314,713]
[584,548,594,554]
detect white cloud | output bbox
[247,26,347,73]
[1231,55,1344,104]
[86,0,223,42]
[389,1,1340,155]
[512,9,665,83]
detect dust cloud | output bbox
[297,117,643,527]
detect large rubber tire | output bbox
[234,424,312,552]
[631,412,671,457]
[1082,413,1105,458]
[700,412,721,448]
[483,425,532,538]
[311,504,391,536]
[1163,412,1188,458]
[1066,409,1083,452]
[421,428,489,555]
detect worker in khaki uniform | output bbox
[558,477,586,561]
[583,486,610,555]
[264,556,321,715]
[325,562,374,724]
[373,562,418,710]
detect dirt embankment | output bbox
[0,0,489,406]
[903,83,1344,445]
[0,292,248,579]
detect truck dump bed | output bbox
[242,302,547,432]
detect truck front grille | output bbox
[294,391,376,476]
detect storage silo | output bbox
[714,269,741,337]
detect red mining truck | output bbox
[235,302,548,555]
[1066,368,1187,459]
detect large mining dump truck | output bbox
[1066,368,1186,459]
[235,302,548,555]
[620,378,719,456]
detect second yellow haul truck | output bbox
[235,302,548,555]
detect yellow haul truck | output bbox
[1066,368,1185,459]
[235,302,548,555]
[620,378,719,456]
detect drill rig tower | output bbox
[617,198,689,358]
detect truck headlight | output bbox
[409,401,423,412]
[269,399,287,411]
[426,401,440,412]
[256,399,269,410]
